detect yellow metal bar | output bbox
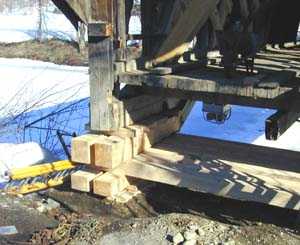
[7,178,64,195]
[9,160,75,180]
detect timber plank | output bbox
[119,67,295,99]
[119,134,300,210]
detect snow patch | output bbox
[0,58,89,118]
[0,7,76,43]
[181,102,300,152]
[0,142,58,183]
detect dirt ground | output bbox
[0,39,88,66]
[1,178,299,245]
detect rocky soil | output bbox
[1,178,298,245]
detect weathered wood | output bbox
[141,0,172,58]
[150,0,218,65]
[88,0,121,131]
[149,61,206,75]
[265,110,300,140]
[88,22,113,37]
[139,114,181,151]
[138,86,300,113]
[117,94,165,127]
[119,134,300,210]
[89,37,117,131]
[119,68,296,99]
[54,0,121,24]
[257,70,297,89]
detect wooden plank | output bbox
[126,102,189,154]
[119,69,294,99]
[54,0,118,25]
[119,134,300,210]
[118,94,166,127]
[257,70,297,89]
[265,110,300,140]
[71,170,103,192]
[127,125,145,156]
[93,169,129,197]
[149,61,206,75]
[140,115,181,150]
[158,134,300,173]
[138,86,300,113]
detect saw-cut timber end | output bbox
[70,105,185,201]
[265,110,300,141]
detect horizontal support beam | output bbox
[266,110,300,140]
[119,69,295,100]
[131,85,300,113]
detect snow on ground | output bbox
[0,58,88,117]
[0,142,58,184]
[181,102,300,152]
[0,5,76,43]
[0,58,89,182]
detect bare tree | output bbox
[37,0,44,41]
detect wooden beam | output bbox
[119,68,296,100]
[88,0,123,131]
[93,136,125,170]
[89,36,117,131]
[71,170,103,192]
[150,0,218,65]
[71,134,104,164]
[119,134,300,210]
[265,110,300,140]
[149,61,206,75]
[126,84,300,113]
[117,94,166,127]
[93,169,129,197]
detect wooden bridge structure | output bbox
[52,0,300,210]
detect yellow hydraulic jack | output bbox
[4,160,83,195]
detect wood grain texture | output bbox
[71,170,102,192]
[119,134,300,210]
[151,0,218,65]
[119,68,295,99]
[93,169,129,197]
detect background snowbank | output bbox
[0,7,76,43]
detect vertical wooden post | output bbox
[141,0,155,58]
[88,0,126,132]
